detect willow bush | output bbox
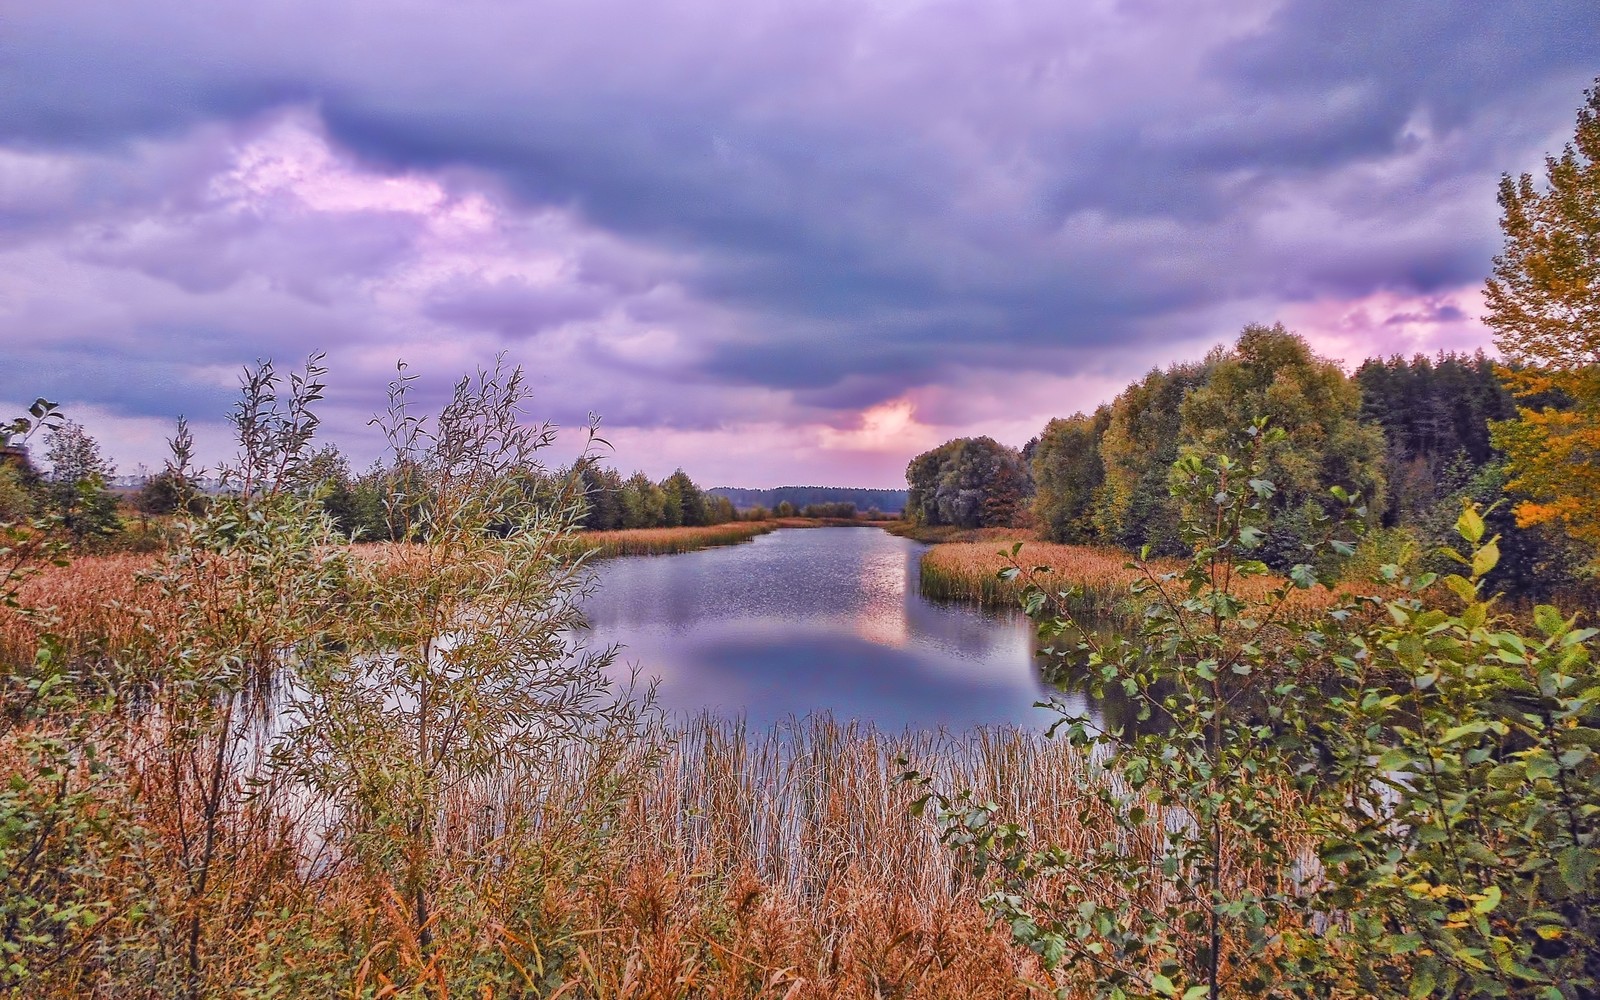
[1,360,663,998]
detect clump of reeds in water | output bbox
[578,521,781,557]
[919,540,1366,624]
[542,712,1162,998]
[919,541,1151,621]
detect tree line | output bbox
[1,426,875,547]
[0,431,740,545]
[709,485,907,515]
[571,463,740,530]
[907,326,1593,602]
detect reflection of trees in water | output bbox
[582,529,1054,728]
[1028,619,1147,737]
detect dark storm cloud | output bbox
[0,344,234,419]
[0,0,1597,466]
[423,276,611,338]
[1218,2,1600,130]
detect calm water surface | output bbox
[581,527,1093,729]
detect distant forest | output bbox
[709,486,908,514]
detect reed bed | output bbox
[0,551,157,668]
[0,522,784,668]
[919,540,1369,624]
[443,711,1263,999]
[579,521,781,557]
[2,543,1322,998]
[883,523,1039,544]
[531,714,1125,998]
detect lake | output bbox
[580,526,1100,730]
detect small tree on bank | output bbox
[42,420,121,546]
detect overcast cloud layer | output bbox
[2,0,1596,485]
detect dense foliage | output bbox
[910,421,1600,999]
[1486,79,1600,554]
[905,319,1599,601]
[1,363,660,998]
[573,462,738,531]
[905,436,1032,529]
[1030,408,1109,544]
[1025,325,1384,569]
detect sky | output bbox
[1,1,1597,488]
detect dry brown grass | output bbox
[2,543,1327,998]
[0,523,781,667]
[0,552,159,668]
[543,715,1108,998]
[3,686,1319,998]
[919,540,1373,624]
[579,521,781,557]
[883,522,1039,545]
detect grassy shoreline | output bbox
[579,516,903,558]
[577,520,783,557]
[917,537,1370,624]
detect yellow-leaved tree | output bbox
[1486,77,1600,550]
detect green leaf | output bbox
[1471,885,1502,914]
[1443,575,1477,604]
[1525,755,1559,781]
[1471,538,1500,578]
[1487,763,1525,788]
[1457,504,1485,544]
[1396,633,1426,672]
[1532,605,1568,639]
[1556,846,1598,893]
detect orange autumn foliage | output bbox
[1486,79,1600,550]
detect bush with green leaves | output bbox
[5,362,662,997]
[40,420,121,549]
[906,419,1598,999]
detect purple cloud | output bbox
[0,1,1596,486]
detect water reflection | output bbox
[580,527,1053,729]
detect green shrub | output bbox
[908,419,1598,998]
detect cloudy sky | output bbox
[2,1,1596,487]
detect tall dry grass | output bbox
[0,552,157,668]
[579,521,781,557]
[0,521,781,667]
[919,541,1147,618]
[525,715,1123,998]
[2,544,1316,998]
[0,521,789,667]
[920,540,1368,624]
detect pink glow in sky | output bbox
[2,2,1596,486]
